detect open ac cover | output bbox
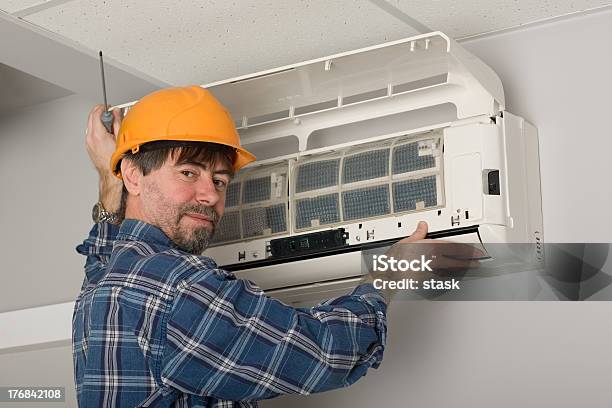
[120,32,544,306]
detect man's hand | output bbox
[398,220,429,243]
[365,221,484,303]
[86,105,121,174]
[85,105,123,214]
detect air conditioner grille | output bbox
[295,194,341,229]
[242,176,271,204]
[342,185,390,221]
[342,149,389,184]
[211,211,241,244]
[211,131,443,245]
[392,176,438,212]
[292,131,443,232]
[392,139,436,174]
[242,204,287,238]
[225,182,241,208]
[296,159,340,193]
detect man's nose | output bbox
[194,176,220,207]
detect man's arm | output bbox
[75,106,123,286]
[86,104,123,215]
[160,222,480,401]
[160,269,387,401]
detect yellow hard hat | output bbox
[110,85,255,178]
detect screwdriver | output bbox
[98,50,114,133]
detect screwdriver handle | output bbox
[101,110,114,133]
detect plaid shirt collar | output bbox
[115,219,220,273]
[80,218,223,287]
[117,219,175,248]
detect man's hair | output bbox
[117,141,237,220]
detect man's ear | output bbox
[121,159,142,196]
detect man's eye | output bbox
[213,179,228,190]
[181,170,196,178]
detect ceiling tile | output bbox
[0,0,46,13]
[389,0,612,38]
[24,0,415,87]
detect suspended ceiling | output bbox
[1,0,610,92]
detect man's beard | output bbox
[142,180,220,255]
[171,204,219,255]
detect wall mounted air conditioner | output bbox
[117,32,543,307]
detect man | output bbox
[73,86,431,407]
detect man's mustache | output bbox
[178,205,219,224]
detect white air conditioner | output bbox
[118,32,544,307]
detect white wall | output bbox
[0,94,99,312]
[0,344,76,407]
[0,94,99,406]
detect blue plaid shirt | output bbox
[73,220,387,407]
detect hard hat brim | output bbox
[111,137,256,178]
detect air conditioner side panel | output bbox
[486,112,543,244]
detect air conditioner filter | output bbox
[342,149,389,183]
[242,176,271,204]
[342,185,390,221]
[295,159,340,193]
[295,194,340,229]
[211,211,241,244]
[242,204,287,238]
[392,139,436,174]
[393,175,438,212]
[225,182,241,208]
